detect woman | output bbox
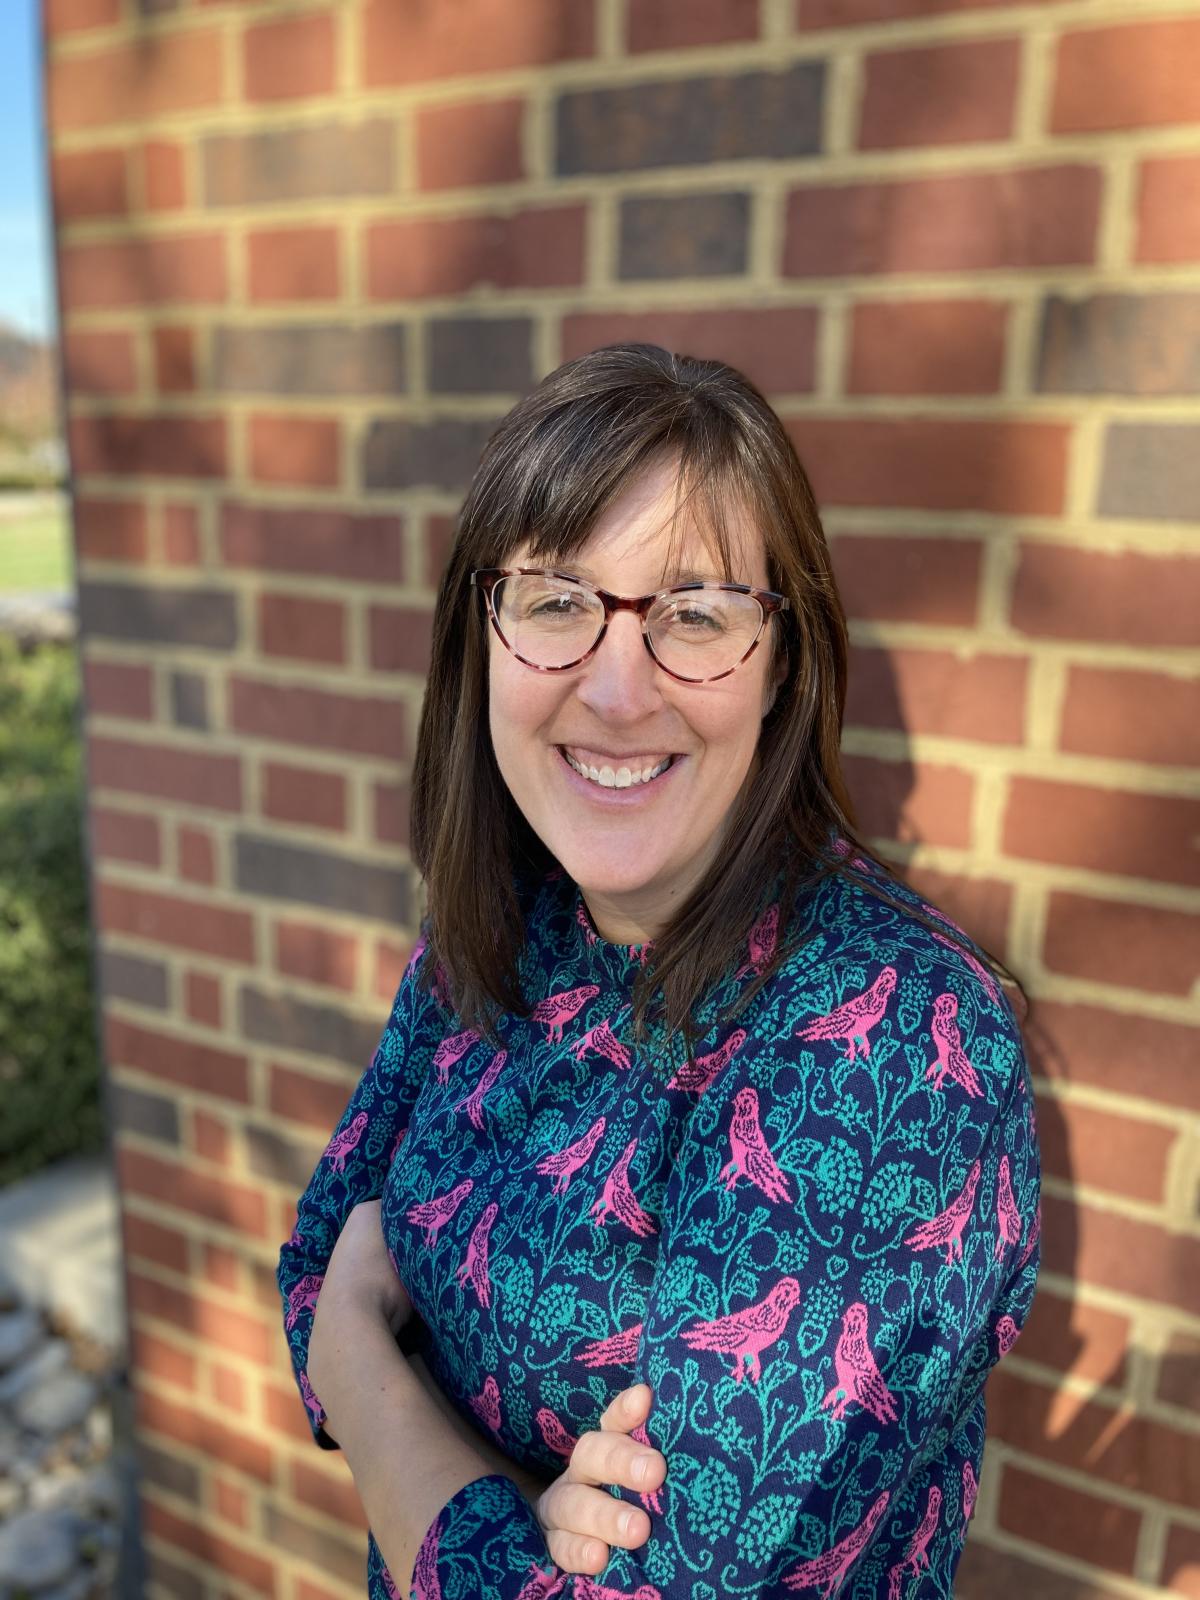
[278,344,1041,1599]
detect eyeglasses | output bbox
[471,567,789,683]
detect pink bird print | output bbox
[782,1492,890,1596]
[573,1017,633,1071]
[455,1200,498,1307]
[536,1115,606,1196]
[1017,1198,1041,1271]
[667,1027,747,1093]
[285,1272,324,1332]
[515,1564,569,1600]
[898,1485,941,1578]
[532,983,601,1043]
[468,1372,502,1434]
[996,1314,1021,1356]
[537,1406,580,1460]
[629,1417,664,1516]
[298,1369,324,1430]
[679,1276,803,1385]
[405,930,428,978]
[576,900,599,947]
[574,1580,661,1600]
[796,967,897,1062]
[383,1555,406,1600]
[454,1050,507,1129]
[886,1564,904,1600]
[720,1087,793,1203]
[576,1321,644,1368]
[925,904,1001,1004]
[323,1111,367,1173]
[433,1027,480,1084]
[388,1124,408,1165]
[590,1138,658,1236]
[430,960,452,1011]
[406,1177,474,1248]
[995,1155,1022,1260]
[925,994,983,1098]
[821,1302,898,1424]
[736,903,780,978]
[962,1460,978,1522]
[904,1162,981,1266]
[409,1513,445,1600]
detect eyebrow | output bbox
[551,562,727,586]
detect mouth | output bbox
[557,746,680,791]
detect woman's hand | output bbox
[533,1383,666,1576]
[309,1201,413,1414]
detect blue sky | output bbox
[0,0,54,341]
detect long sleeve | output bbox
[276,932,449,1448]
[397,938,1041,1600]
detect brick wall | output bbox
[43,0,1199,1596]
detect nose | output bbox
[572,610,664,722]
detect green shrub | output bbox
[0,633,104,1186]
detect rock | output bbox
[0,1507,80,1591]
[0,1308,41,1370]
[15,1370,99,1436]
[0,1335,71,1403]
[0,1476,21,1517]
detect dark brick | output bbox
[368,606,434,673]
[170,671,209,730]
[143,1551,204,1600]
[203,120,396,207]
[245,1122,323,1189]
[562,306,818,395]
[261,1505,365,1587]
[99,948,169,1009]
[135,1440,198,1502]
[221,503,405,583]
[234,833,410,923]
[1098,423,1200,520]
[556,64,822,175]
[619,191,750,280]
[428,317,533,393]
[956,1538,1120,1600]
[78,582,238,651]
[363,416,498,491]
[239,984,383,1070]
[1038,293,1200,395]
[212,322,407,395]
[109,1082,180,1145]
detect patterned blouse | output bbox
[277,850,1041,1599]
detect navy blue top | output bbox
[278,851,1041,1599]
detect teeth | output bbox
[564,751,672,788]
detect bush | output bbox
[0,633,104,1186]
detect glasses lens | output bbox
[492,574,604,668]
[647,587,764,679]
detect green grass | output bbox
[0,504,74,593]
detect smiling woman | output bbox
[277,344,1042,1600]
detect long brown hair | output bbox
[410,343,1019,1053]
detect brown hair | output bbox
[410,343,1019,1054]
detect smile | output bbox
[559,748,677,789]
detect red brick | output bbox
[90,804,161,868]
[842,754,974,850]
[373,938,411,1003]
[221,503,404,582]
[163,504,202,566]
[847,299,1007,395]
[1138,156,1200,265]
[244,10,336,102]
[1040,1097,1176,1204]
[784,166,1100,277]
[128,1273,276,1366]
[899,865,1012,961]
[362,0,594,85]
[421,514,456,588]
[70,414,227,480]
[83,659,154,721]
[1060,665,1200,768]
[48,29,224,131]
[123,1212,191,1277]
[229,677,409,760]
[997,1461,1141,1574]
[98,881,254,966]
[367,605,433,674]
[1164,1522,1200,1598]
[59,234,226,311]
[1157,1331,1200,1417]
[87,734,241,812]
[828,534,982,627]
[247,226,339,303]
[192,1109,231,1167]
[1045,1192,1200,1318]
[141,1480,276,1584]
[290,1460,368,1533]
[154,327,195,394]
[562,306,818,396]
[1028,1000,1197,1112]
[261,760,346,832]
[796,0,1071,22]
[295,1580,346,1600]
[1043,893,1198,999]
[44,0,120,32]
[52,148,128,220]
[846,645,1026,745]
[106,1014,249,1100]
[1012,544,1198,648]
[1017,1288,1129,1388]
[184,971,222,1030]
[130,1327,197,1391]
[1053,19,1200,134]
[372,781,409,849]
[786,416,1069,514]
[142,140,188,211]
[177,824,216,886]
[268,1063,353,1131]
[274,920,358,992]
[74,498,149,563]
[628,0,757,51]
[416,98,524,190]
[213,1475,249,1530]
[63,330,138,397]
[209,1359,243,1404]
[1004,777,1197,888]
[248,415,340,490]
[259,592,346,663]
[367,206,585,299]
[860,37,1019,149]
[118,1145,268,1238]
[262,1379,317,1445]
